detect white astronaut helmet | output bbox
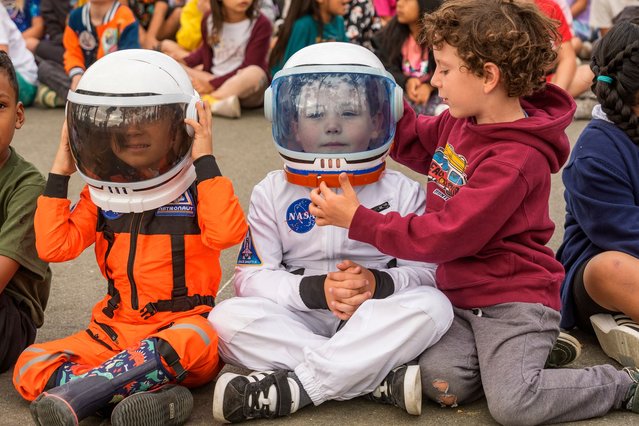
[66,49,200,213]
[264,42,404,187]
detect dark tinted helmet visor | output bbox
[67,103,192,183]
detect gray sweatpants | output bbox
[418,303,634,425]
[37,60,71,101]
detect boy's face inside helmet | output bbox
[294,76,380,154]
[110,112,175,179]
[67,103,192,183]
[272,72,394,156]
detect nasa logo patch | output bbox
[286,198,315,234]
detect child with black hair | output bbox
[557,20,639,368]
[14,50,247,426]
[269,0,348,77]
[310,0,639,423]
[372,0,444,116]
[0,50,51,374]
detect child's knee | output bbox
[13,346,69,401]
[396,287,454,336]
[422,375,481,407]
[208,298,267,344]
[419,358,482,407]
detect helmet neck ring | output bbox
[284,163,386,188]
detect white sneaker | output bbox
[591,313,639,367]
[367,365,422,415]
[206,95,241,119]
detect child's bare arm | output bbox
[552,41,577,91]
[0,255,20,293]
[143,1,169,49]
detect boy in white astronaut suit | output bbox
[208,42,454,423]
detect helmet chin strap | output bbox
[284,163,386,188]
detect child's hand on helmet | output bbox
[51,121,76,176]
[186,100,213,160]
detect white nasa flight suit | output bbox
[209,169,453,405]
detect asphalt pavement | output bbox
[0,107,637,425]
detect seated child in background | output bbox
[36,0,139,108]
[590,0,639,36]
[15,49,247,426]
[309,1,639,423]
[557,20,639,368]
[124,0,183,49]
[533,0,577,95]
[180,0,271,119]
[34,0,72,65]
[269,0,347,77]
[32,0,74,108]
[1,0,43,52]
[0,51,51,374]
[372,0,445,116]
[160,0,208,59]
[567,0,596,58]
[209,42,453,423]
[0,3,37,105]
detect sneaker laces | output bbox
[370,374,397,405]
[244,375,279,419]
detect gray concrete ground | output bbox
[0,107,637,425]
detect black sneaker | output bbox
[545,332,582,368]
[212,371,300,423]
[623,367,639,412]
[110,384,193,426]
[367,365,422,415]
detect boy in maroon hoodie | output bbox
[309,0,639,423]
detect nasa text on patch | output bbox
[286,198,316,234]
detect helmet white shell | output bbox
[66,49,200,213]
[264,43,403,187]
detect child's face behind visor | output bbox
[110,118,175,179]
[294,78,380,154]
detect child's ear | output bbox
[14,102,25,130]
[482,62,501,94]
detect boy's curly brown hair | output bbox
[420,0,559,97]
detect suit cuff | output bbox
[194,155,222,181]
[44,173,70,198]
[299,275,329,309]
[370,269,394,299]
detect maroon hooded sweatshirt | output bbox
[350,84,575,310]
